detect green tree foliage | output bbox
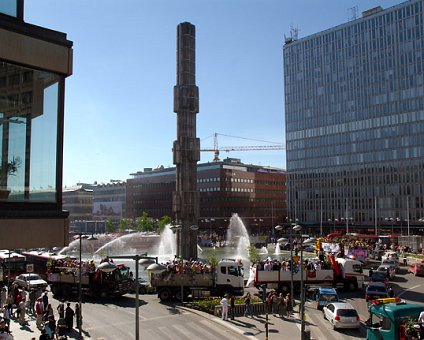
[248,244,260,263]
[105,219,116,234]
[157,215,172,234]
[208,249,219,269]
[119,218,132,232]
[135,212,153,232]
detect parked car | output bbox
[323,302,360,330]
[369,272,389,285]
[376,265,396,281]
[314,287,339,310]
[409,263,424,277]
[13,273,48,291]
[381,251,399,262]
[365,282,389,302]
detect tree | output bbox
[248,244,260,263]
[157,215,172,234]
[208,249,219,269]
[105,219,116,234]
[119,218,132,232]
[135,212,153,232]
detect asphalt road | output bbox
[302,260,424,340]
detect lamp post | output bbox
[293,224,315,340]
[77,233,97,339]
[107,254,166,340]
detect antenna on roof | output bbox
[348,5,358,21]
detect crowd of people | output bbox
[161,258,213,275]
[0,284,81,340]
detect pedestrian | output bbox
[220,294,229,320]
[44,303,54,322]
[388,286,395,298]
[29,289,36,315]
[271,291,278,315]
[65,302,74,332]
[35,297,44,329]
[57,316,67,337]
[403,256,408,266]
[42,291,48,310]
[285,293,293,318]
[0,319,12,339]
[19,297,26,325]
[278,293,286,318]
[75,303,82,329]
[3,304,11,331]
[46,315,56,337]
[243,292,253,317]
[38,328,50,340]
[57,301,65,319]
[229,295,235,320]
[0,287,7,307]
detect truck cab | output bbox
[366,298,424,340]
[215,260,244,295]
[313,287,339,310]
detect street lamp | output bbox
[78,233,97,339]
[108,255,166,340]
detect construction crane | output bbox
[200,133,285,162]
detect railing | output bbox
[214,302,267,317]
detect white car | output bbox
[13,273,48,291]
[381,251,399,262]
[323,302,361,330]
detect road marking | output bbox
[397,284,422,298]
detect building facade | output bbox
[63,183,95,223]
[0,1,73,248]
[284,1,424,234]
[92,180,126,222]
[126,158,287,234]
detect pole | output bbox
[78,233,82,339]
[290,238,294,311]
[407,198,410,236]
[320,199,323,236]
[345,198,348,235]
[135,255,140,340]
[375,197,378,235]
[300,236,305,340]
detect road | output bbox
[303,260,424,340]
[17,259,421,340]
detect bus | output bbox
[21,251,74,279]
[0,250,27,284]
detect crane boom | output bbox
[200,133,285,162]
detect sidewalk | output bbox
[179,304,304,340]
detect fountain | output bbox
[226,213,251,260]
[157,224,177,258]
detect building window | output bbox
[0,61,62,202]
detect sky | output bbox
[24,0,402,187]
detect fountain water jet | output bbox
[158,224,177,259]
[226,213,251,260]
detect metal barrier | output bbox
[214,302,267,317]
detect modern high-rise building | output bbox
[284,1,424,234]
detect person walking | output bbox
[75,303,82,330]
[42,291,48,310]
[35,297,44,329]
[3,304,11,331]
[57,301,65,319]
[243,292,253,317]
[277,293,286,318]
[65,302,75,332]
[229,295,235,320]
[285,293,293,318]
[19,298,26,325]
[220,295,229,321]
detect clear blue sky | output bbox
[25,0,401,187]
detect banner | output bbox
[93,201,122,216]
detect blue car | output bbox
[314,287,339,310]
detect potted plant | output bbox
[0,156,21,199]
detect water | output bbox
[226,213,251,260]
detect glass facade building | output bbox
[283,1,424,233]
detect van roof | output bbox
[370,303,424,319]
